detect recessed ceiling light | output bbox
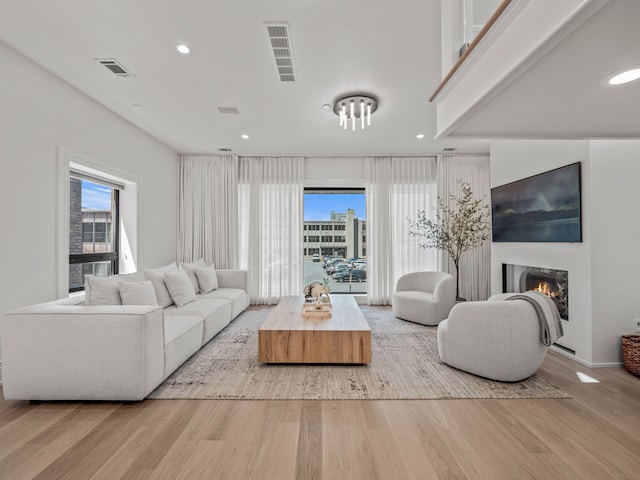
[416,134,425,139]
[132,104,142,109]
[322,104,331,110]
[606,67,640,85]
[177,44,190,54]
[241,134,249,139]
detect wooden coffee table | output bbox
[258,295,371,364]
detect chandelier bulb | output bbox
[333,95,376,131]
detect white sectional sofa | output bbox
[1,263,250,401]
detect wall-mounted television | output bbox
[491,162,582,242]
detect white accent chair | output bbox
[437,294,551,382]
[392,271,456,326]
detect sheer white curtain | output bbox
[365,156,438,305]
[238,156,303,305]
[437,154,491,301]
[178,154,238,268]
[365,157,393,305]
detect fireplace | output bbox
[502,263,569,320]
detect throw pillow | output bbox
[164,271,197,307]
[117,271,146,283]
[155,262,180,273]
[143,269,174,308]
[119,281,159,306]
[191,258,207,267]
[180,263,201,294]
[195,265,219,293]
[85,276,122,305]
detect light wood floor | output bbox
[1,351,639,479]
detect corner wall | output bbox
[0,42,179,319]
[589,140,640,365]
[491,139,640,366]
[490,140,592,363]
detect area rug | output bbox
[148,305,569,400]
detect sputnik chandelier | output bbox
[333,94,378,131]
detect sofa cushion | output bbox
[191,258,208,267]
[163,314,203,379]
[164,298,232,344]
[119,281,158,306]
[200,288,248,319]
[85,276,122,305]
[164,271,197,307]
[144,269,174,308]
[180,263,201,294]
[195,265,219,293]
[156,262,180,273]
[117,271,147,282]
[84,272,148,305]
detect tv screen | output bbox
[491,162,582,242]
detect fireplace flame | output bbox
[534,281,556,298]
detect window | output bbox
[68,175,120,292]
[304,188,366,294]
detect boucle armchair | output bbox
[392,271,456,326]
[437,293,561,381]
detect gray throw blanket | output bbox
[507,291,564,346]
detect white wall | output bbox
[491,139,640,366]
[589,140,640,365]
[304,157,365,187]
[0,42,178,320]
[490,140,592,362]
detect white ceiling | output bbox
[437,0,640,140]
[0,0,490,156]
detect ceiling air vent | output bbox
[266,22,297,82]
[217,148,233,152]
[95,58,133,77]
[217,107,240,114]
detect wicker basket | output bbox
[621,334,640,377]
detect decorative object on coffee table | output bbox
[302,302,332,319]
[621,334,640,377]
[303,278,330,299]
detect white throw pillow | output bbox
[164,271,197,307]
[117,271,146,283]
[180,263,201,294]
[85,276,122,305]
[144,269,174,308]
[191,258,207,267]
[119,281,158,306]
[195,265,219,293]
[155,261,180,273]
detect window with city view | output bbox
[69,176,119,292]
[303,189,366,294]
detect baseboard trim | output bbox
[550,346,623,368]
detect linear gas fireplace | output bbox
[502,263,569,320]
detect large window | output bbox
[303,188,366,294]
[68,175,120,292]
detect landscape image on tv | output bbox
[492,162,582,242]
